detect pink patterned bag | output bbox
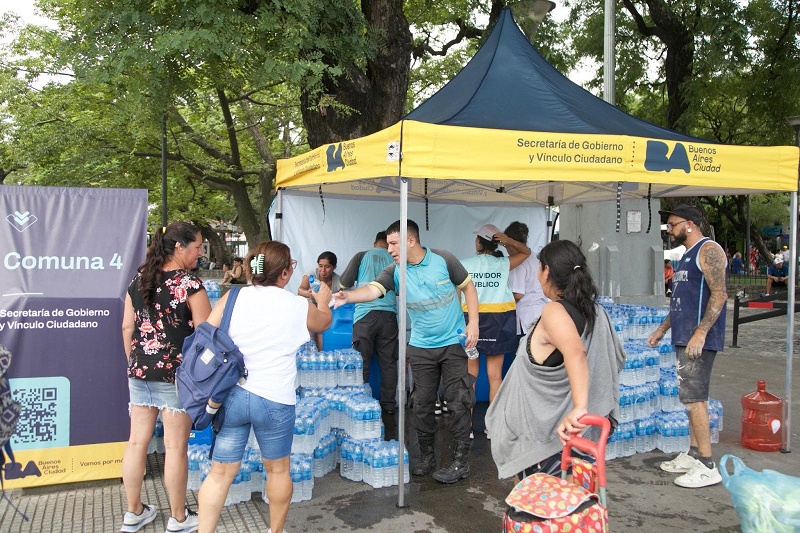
[502,473,608,533]
[502,414,611,533]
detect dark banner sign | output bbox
[0,185,147,487]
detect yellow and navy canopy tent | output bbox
[277,10,797,200]
[276,10,800,478]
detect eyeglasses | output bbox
[289,259,298,269]
[665,220,688,230]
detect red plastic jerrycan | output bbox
[741,380,783,452]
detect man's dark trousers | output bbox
[352,310,399,413]
[408,344,475,442]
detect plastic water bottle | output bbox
[362,442,374,486]
[340,439,351,479]
[187,445,202,490]
[605,429,618,461]
[352,442,363,482]
[618,385,634,423]
[620,421,636,457]
[153,416,165,453]
[302,455,313,501]
[457,329,479,359]
[308,275,334,307]
[290,455,304,502]
[635,416,656,453]
[240,461,252,502]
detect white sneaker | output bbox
[659,452,696,473]
[121,504,158,533]
[166,508,198,533]
[674,460,722,488]
[484,428,491,440]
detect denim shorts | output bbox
[128,378,185,413]
[212,386,295,463]
[676,347,716,403]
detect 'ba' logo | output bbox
[645,141,690,173]
[326,143,345,172]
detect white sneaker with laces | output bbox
[659,452,696,473]
[121,504,158,533]
[674,460,722,488]
[165,508,198,533]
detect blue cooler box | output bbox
[189,426,213,446]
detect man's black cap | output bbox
[659,204,705,226]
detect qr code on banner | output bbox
[8,376,71,451]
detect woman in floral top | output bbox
[121,221,211,533]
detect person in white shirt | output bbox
[198,241,332,533]
[504,222,549,337]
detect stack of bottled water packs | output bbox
[598,298,723,461]
[294,341,409,492]
[203,279,221,308]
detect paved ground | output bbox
[1,299,798,532]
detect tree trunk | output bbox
[623,0,695,130]
[300,0,412,147]
[664,32,693,129]
[195,221,230,267]
[229,180,263,248]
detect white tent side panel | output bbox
[269,191,548,294]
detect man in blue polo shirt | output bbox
[339,231,399,439]
[334,219,479,484]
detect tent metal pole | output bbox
[397,178,409,507]
[784,191,797,452]
[275,188,283,241]
[603,0,615,104]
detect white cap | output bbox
[474,224,501,241]
[774,255,784,264]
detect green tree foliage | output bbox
[1,0,797,252]
[559,0,799,251]
[1,1,330,245]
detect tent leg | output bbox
[783,190,797,453]
[274,188,283,241]
[397,178,410,507]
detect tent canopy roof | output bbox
[275,10,798,202]
[405,10,701,143]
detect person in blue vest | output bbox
[339,231,400,440]
[333,219,479,484]
[647,204,727,489]
[460,224,530,426]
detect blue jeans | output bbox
[212,386,295,463]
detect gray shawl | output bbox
[485,302,625,479]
